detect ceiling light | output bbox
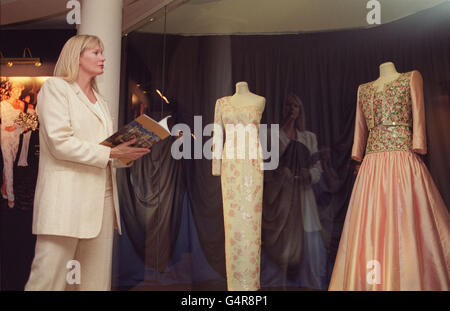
[0,48,43,67]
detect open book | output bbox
[101,114,171,164]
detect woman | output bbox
[17,93,36,167]
[25,35,150,291]
[262,94,327,289]
[0,82,25,208]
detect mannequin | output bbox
[235,81,251,94]
[212,81,265,291]
[372,62,401,92]
[230,82,265,113]
[329,62,449,290]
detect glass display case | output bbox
[116,0,450,291]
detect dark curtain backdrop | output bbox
[122,34,233,280]
[230,5,450,208]
[119,3,450,287]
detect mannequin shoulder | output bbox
[248,93,266,109]
[250,93,265,103]
[216,96,230,105]
[409,70,423,83]
[358,80,373,92]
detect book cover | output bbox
[101,114,171,164]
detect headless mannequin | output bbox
[372,62,401,92]
[212,81,266,290]
[230,82,265,107]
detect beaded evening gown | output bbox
[212,95,265,291]
[329,70,449,290]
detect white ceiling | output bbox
[139,0,448,34]
[1,0,447,34]
[0,0,170,33]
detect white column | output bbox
[79,0,123,131]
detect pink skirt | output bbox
[329,151,449,290]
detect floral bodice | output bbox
[358,71,414,154]
[212,96,265,176]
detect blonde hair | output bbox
[54,34,104,93]
[283,93,306,131]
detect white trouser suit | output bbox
[24,78,130,291]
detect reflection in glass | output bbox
[262,94,327,290]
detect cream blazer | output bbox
[32,77,127,238]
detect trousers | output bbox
[25,166,115,291]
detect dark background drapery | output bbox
[119,3,450,288]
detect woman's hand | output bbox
[5,126,16,132]
[110,139,151,161]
